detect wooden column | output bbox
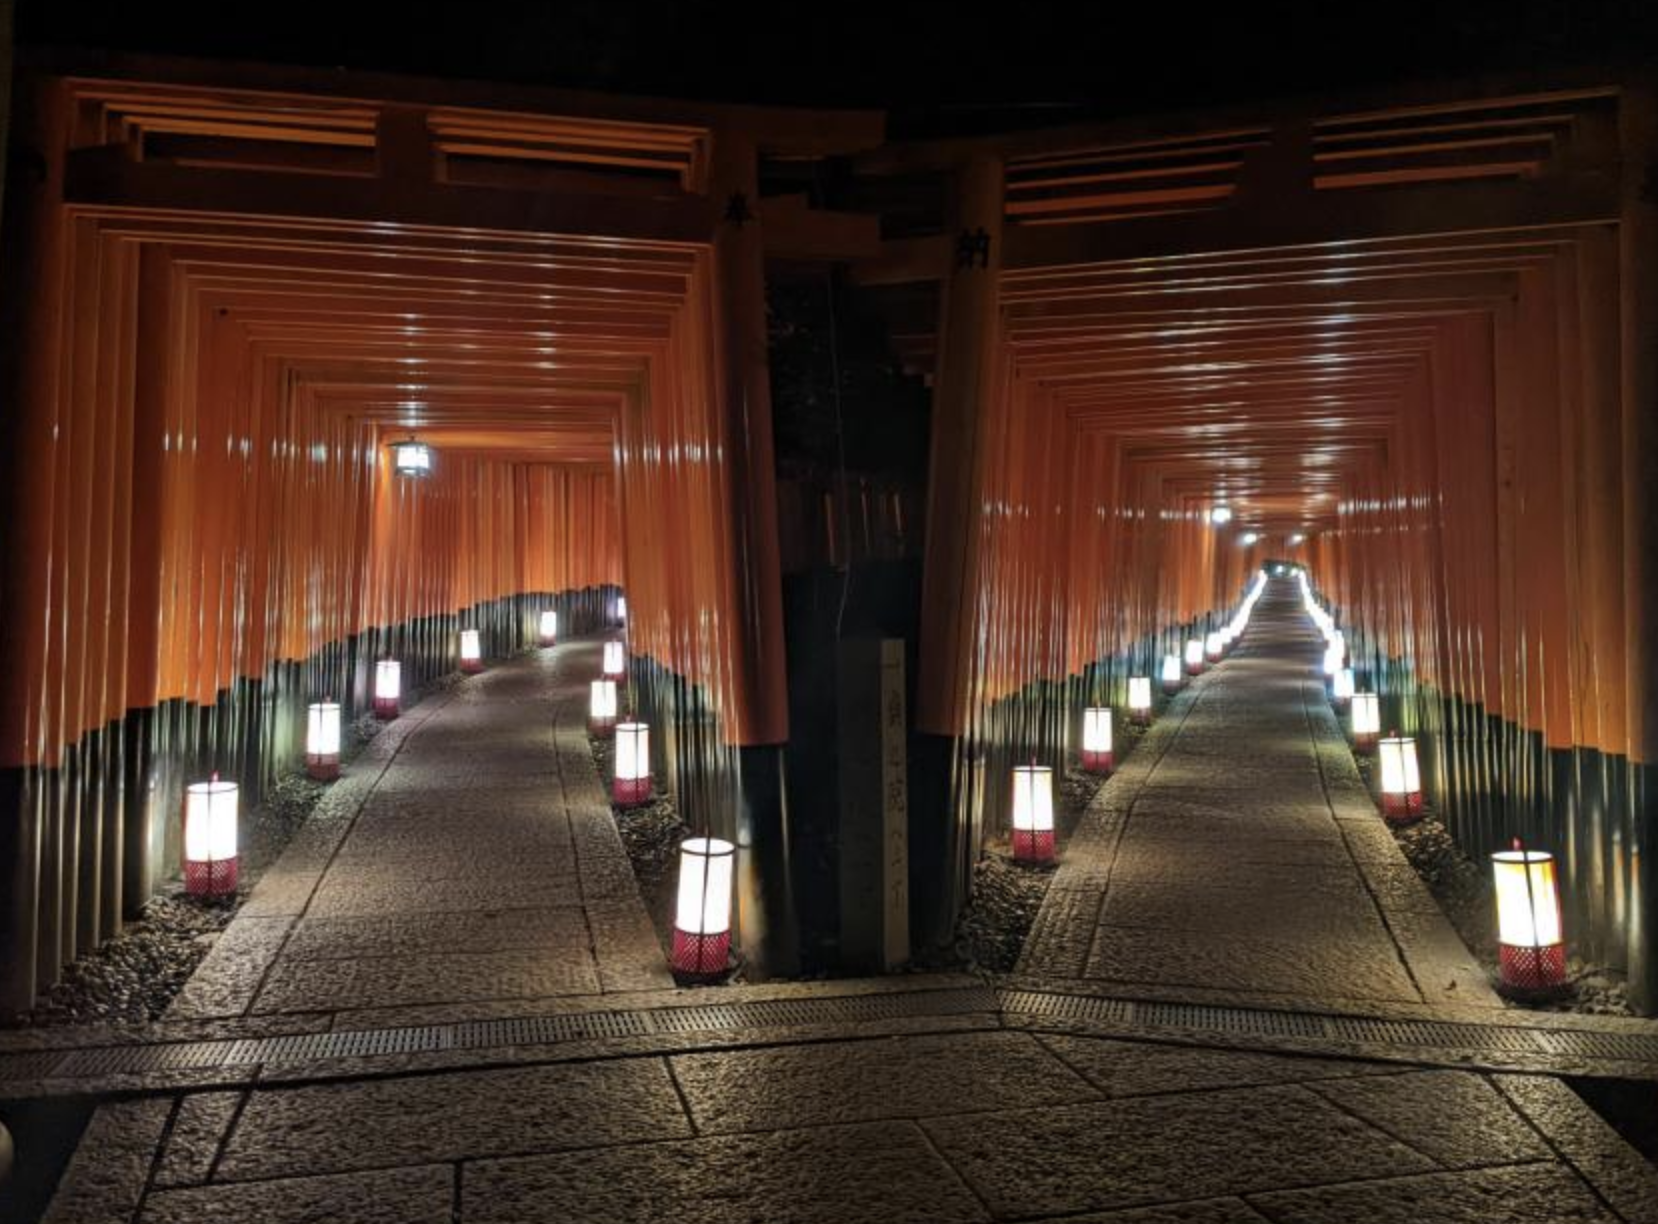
[1620,85,1658,1012]
[708,133,795,973]
[916,155,1004,737]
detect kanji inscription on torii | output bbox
[836,638,911,971]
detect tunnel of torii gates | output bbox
[0,53,1655,1012]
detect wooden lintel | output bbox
[850,235,951,286]
[1003,176,1619,270]
[759,194,881,262]
[64,147,717,244]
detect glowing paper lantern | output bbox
[1184,638,1205,676]
[459,628,484,674]
[306,700,342,781]
[589,679,618,736]
[1160,653,1183,696]
[1350,692,1381,751]
[393,440,431,476]
[1128,676,1153,725]
[1492,843,1567,992]
[617,595,628,623]
[672,837,735,977]
[183,775,239,896]
[1010,765,1055,863]
[1378,733,1422,821]
[1210,505,1233,525]
[1081,707,1113,774]
[374,659,401,720]
[539,610,558,646]
[602,639,626,680]
[1205,631,1224,663]
[613,721,652,807]
[1332,667,1355,707]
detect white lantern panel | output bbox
[459,629,482,662]
[1351,692,1381,736]
[307,702,342,756]
[393,442,431,475]
[1184,639,1204,667]
[676,837,735,935]
[1082,708,1113,754]
[1333,668,1355,701]
[539,610,558,638]
[375,659,402,701]
[590,679,618,719]
[1011,766,1054,833]
[603,640,626,674]
[1379,736,1421,795]
[184,780,239,862]
[1160,654,1181,684]
[615,721,651,781]
[1492,850,1563,947]
[1127,677,1152,711]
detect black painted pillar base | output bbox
[735,744,798,979]
[909,730,967,953]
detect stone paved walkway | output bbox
[29,614,1658,1223]
[168,641,671,1028]
[1020,577,1500,1014]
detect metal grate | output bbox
[4,983,1656,1091]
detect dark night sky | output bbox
[15,0,1657,135]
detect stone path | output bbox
[1020,576,1500,1014]
[28,614,1658,1223]
[167,641,671,1029]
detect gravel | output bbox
[3,676,454,1029]
[588,732,690,961]
[1358,756,1635,1016]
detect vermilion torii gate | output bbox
[852,80,1658,1008]
[2,55,1655,1013]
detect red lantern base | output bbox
[373,696,399,720]
[461,659,484,675]
[1352,732,1377,753]
[1206,649,1223,664]
[671,928,731,977]
[1381,789,1424,822]
[1185,661,1204,677]
[1161,681,1182,697]
[184,856,238,897]
[589,715,616,738]
[306,755,340,781]
[602,669,625,682]
[1130,710,1153,727]
[1499,943,1568,993]
[539,635,557,648]
[613,774,652,807]
[1012,829,1055,863]
[1082,749,1113,775]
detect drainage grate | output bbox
[3,983,1655,1089]
[1001,988,1658,1070]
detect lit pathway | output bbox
[27,606,1658,1224]
[168,641,671,1027]
[1019,576,1503,1013]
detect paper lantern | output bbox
[459,628,484,674]
[183,775,239,896]
[1378,733,1422,821]
[602,639,626,679]
[613,720,652,807]
[1332,667,1355,707]
[1210,504,1233,525]
[1205,631,1225,663]
[1184,638,1205,676]
[672,837,735,977]
[1010,765,1055,863]
[617,595,628,623]
[1160,653,1183,695]
[589,679,618,736]
[393,440,431,476]
[374,659,401,720]
[539,609,558,646]
[1081,707,1113,774]
[1128,676,1153,725]
[306,700,341,781]
[1350,691,1381,751]
[1492,843,1567,992]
